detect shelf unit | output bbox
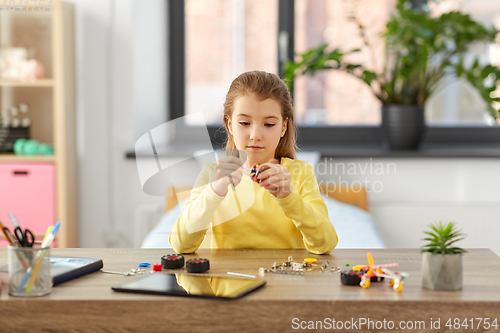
[0,1,77,247]
[0,78,53,86]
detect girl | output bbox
[170,70,338,254]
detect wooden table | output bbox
[0,248,499,332]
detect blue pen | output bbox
[16,222,61,293]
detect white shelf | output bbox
[0,154,55,163]
[0,79,54,87]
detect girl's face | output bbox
[228,94,287,166]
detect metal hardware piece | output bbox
[101,268,146,276]
[260,257,340,276]
[101,270,136,276]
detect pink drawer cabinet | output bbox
[0,163,56,247]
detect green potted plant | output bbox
[421,221,466,291]
[283,0,500,150]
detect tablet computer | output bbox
[112,273,266,299]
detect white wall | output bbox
[71,0,500,255]
[316,158,500,254]
[71,0,166,247]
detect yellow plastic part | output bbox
[360,277,370,289]
[367,252,374,267]
[395,283,404,293]
[389,279,395,287]
[304,258,317,264]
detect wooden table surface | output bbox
[0,248,499,332]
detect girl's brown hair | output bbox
[223,70,297,160]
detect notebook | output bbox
[0,256,103,286]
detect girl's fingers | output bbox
[231,169,243,181]
[212,157,246,187]
[258,175,285,187]
[216,157,244,177]
[218,160,244,175]
[256,168,278,181]
[213,159,245,185]
[251,160,285,183]
[256,163,273,173]
[257,164,289,182]
[253,164,272,179]
[225,156,244,167]
[219,163,242,174]
[221,170,241,181]
[262,182,280,192]
[262,180,291,193]
[230,167,244,185]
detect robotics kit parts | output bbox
[101,268,146,276]
[340,252,409,293]
[340,270,363,285]
[157,254,211,273]
[186,258,210,273]
[319,260,342,274]
[250,164,271,183]
[259,257,341,276]
[161,254,185,269]
[250,164,260,179]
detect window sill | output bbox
[126,143,500,159]
[127,125,500,159]
[298,143,500,158]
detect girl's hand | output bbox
[253,160,292,199]
[211,156,244,197]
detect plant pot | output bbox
[382,104,426,150]
[421,252,462,291]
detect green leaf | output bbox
[421,221,466,255]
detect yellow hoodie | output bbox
[169,158,338,254]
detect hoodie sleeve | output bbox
[274,161,338,254]
[169,164,226,253]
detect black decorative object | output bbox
[0,126,30,153]
[382,104,425,150]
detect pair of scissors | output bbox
[14,227,35,247]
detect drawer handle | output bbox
[13,171,29,175]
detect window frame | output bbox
[168,0,500,154]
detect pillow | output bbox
[141,203,183,248]
[321,194,386,249]
[140,193,386,249]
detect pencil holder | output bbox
[8,245,51,297]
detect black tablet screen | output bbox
[112,273,266,299]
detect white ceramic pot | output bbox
[421,252,462,291]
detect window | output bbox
[168,0,500,152]
[425,0,500,126]
[293,0,390,125]
[184,0,278,126]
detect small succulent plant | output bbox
[422,221,467,256]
